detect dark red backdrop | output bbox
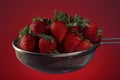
[0,0,120,80]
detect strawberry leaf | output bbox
[45,18,51,25]
[18,26,32,43]
[54,10,82,28]
[19,26,32,39]
[28,28,32,34]
[98,28,102,33]
[20,26,32,35]
[33,17,43,22]
[67,23,77,28]
[73,15,83,22]
[97,28,102,36]
[54,10,68,23]
[80,19,89,27]
[39,34,55,43]
[73,15,89,28]
[54,10,90,30]
[53,50,60,54]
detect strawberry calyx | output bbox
[54,10,89,30]
[19,26,32,39]
[54,10,68,23]
[97,28,102,36]
[43,18,52,26]
[39,34,55,43]
[73,15,89,28]
[33,17,43,22]
[54,10,76,27]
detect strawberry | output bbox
[82,21,97,42]
[93,35,101,43]
[19,26,32,39]
[30,17,46,35]
[39,34,57,53]
[63,32,83,53]
[75,39,92,51]
[19,34,36,51]
[51,21,68,44]
[92,28,102,43]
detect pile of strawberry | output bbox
[18,11,102,54]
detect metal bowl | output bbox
[12,37,100,74]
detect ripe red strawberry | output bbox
[39,34,57,53]
[63,33,83,53]
[75,40,92,51]
[82,22,97,42]
[51,21,68,44]
[93,35,101,43]
[30,17,46,35]
[19,34,36,51]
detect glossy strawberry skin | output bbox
[63,33,82,53]
[39,38,57,53]
[19,34,36,51]
[51,21,68,44]
[75,40,92,51]
[30,21,46,35]
[82,22,97,42]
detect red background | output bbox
[0,0,120,80]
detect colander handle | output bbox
[101,38,120,44]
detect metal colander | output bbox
[12,37,120,74]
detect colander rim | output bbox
[12,37,101,57]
